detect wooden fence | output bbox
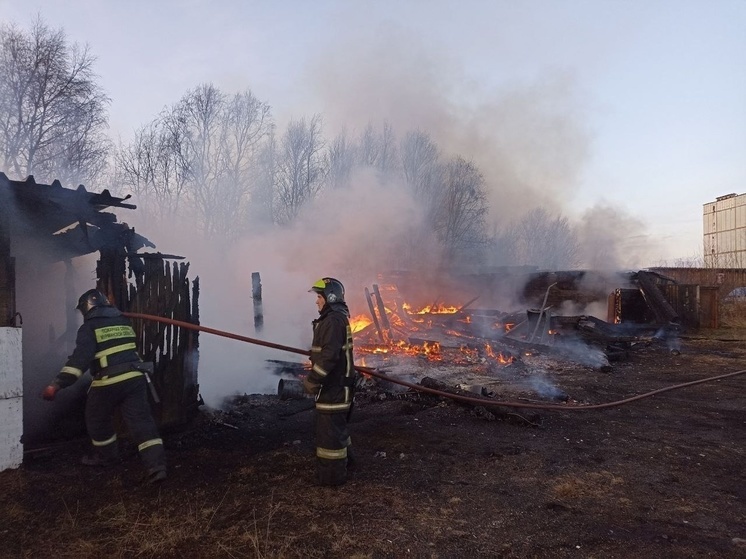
[97,251,200,430]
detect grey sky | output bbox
[1,0,744,262]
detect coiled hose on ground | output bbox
[123,312,746,412]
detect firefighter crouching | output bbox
[42,289,167,485]
[303,277,358,486]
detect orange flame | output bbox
[393,339,441,359]
[402,302,460,315]
[350,314,373,333]
[357,339,442,360]
[485,344,516,364]
[353,291,515,367]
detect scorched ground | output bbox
[1,333,744,559]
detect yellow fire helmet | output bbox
[309,277,345,303]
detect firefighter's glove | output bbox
[302,376,321,395]
[42,382,61,401]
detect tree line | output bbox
[0,19,581,269]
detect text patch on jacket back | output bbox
[95,325,136,343]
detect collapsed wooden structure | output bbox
[348,268,701,375]
[0,173,200,436]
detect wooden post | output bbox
[372,284,392,339]
[0,223,14,327]
[252,272,264,332]
[364,287,384,343]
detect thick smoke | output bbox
[125,171,432,407]
[306,28,590,228]
[3,186,99,443]
[304,26,663,269]
[116,66,652,405]
[17,256,98,443]
[51,24,663,409]
[577,204,660,269]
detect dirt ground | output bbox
[1,331,745,559]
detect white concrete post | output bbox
[0,327,23,470]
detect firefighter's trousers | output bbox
[315,410,352,486]
[85,374,166,474]
[312,383,355,486]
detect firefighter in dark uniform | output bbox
[303,278,357,486]
[42,289,167,484]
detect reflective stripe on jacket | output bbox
[56,306,142,389]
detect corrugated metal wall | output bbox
[703,193,746,267]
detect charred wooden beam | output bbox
[266,359,311,377]
[418,377,539,423]
[252,272,264,332]
[528,282,557,342]
[0,223,15,326]
[420,376,491,400]
[636,271,679,324]
[501,324,614,370]
[372,284,392,339]
[364,287,385,343]
[456,295,480,313]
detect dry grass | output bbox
[96,492,225,557]
[550,471,625,501]
[0,470,30,524]
[60,496,83,529]
[43,489,319,559]
[719,299,746,327]
[238,492,305,559]
[1,501,29,524]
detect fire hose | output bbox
[123,312,746,412]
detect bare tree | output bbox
[356,121,399,179]
[247,129,277,229]
[488,223,519,267]
[219,91,272,203]
[357,123,380,168]
[172,84,226,237]
[430,156,489,261]
[376,121,399,178]
[114,113,191,222]
[400,129,440,198]
[115,84,272,238]
[325,129,357,190]
[273,114,326,225]
[0,19,110,185]
[208,90,272,238]
[504,207,580,269]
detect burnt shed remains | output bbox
[0,173,200,443]
[350,268,714,375]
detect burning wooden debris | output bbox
[265,272,683,408]
[349,276,682,372]
[351,283,581,372]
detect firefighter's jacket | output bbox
[55,306,143,388]
[307,301,356,413]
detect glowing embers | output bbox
[393,339,442,360]
[356,339,442,360]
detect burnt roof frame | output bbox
[0,173,139,259]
